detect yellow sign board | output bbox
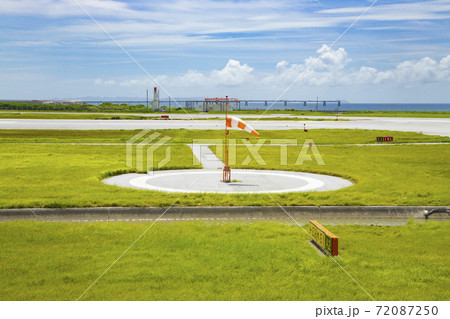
[309,220,339,256]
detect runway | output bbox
[1,117,449,136]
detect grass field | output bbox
[0,130,448,207]
[0,112,162,120]
[1,127,448,302]
[0,220,448,301]
[1,129,449,144]
[212,143,450,206]
[0,101,197,114]
[0,112,345,121]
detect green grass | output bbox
[210,143,450,206]
[0,101,199,114]
[0,139,448,208]
[0,112,345,121]
[0,112,163,120]
[0,221,448,300]
[1,129,449,144]
[0,143,201,208]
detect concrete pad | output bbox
[102,169,353,193]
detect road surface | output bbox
[0,117,449,136]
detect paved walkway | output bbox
[188,144,223,169]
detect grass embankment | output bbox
[0,221,448,300]
[0,129,448,207]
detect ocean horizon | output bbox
[2,99,449,112]
[110,101,450,112]
[228,102,450,112]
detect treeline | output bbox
[0,101,156,113]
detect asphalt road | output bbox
[0,117,449,136]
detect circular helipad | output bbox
[102,169,353,194]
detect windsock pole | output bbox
[223,95,231,182]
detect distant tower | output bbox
[151,87,160,109]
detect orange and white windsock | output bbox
[226,116,260,137]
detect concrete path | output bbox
[1,206,448,223]
[1,117,449,136]
[188,144,223,169]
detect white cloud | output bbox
[156,59,255,88]
[96,59,254,92]
[305,44,350,70]
[263,45,350,86]
[0,0,140,18]
[2,0,450,59]
[347,55,450,86]
[264,46,450,88]
[276,60,289,70]
[119,79,146,87]
[174,70,207,87]
[211,59,254,86]
[80,48,450,101]
[94,78,116,86]
[440,55,450,69]
[319,0,450,21]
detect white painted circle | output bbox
[129,170,325,194]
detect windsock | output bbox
[226,116,260,137]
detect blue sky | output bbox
[1,0,450,102]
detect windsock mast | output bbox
[222,96,260,182]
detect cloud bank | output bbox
[94,45,450,99]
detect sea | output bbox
[118,101,450,112]
[234,102,450,112]
[146,100,450,112]
[8,99,449,112]
[318,103,450,112]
